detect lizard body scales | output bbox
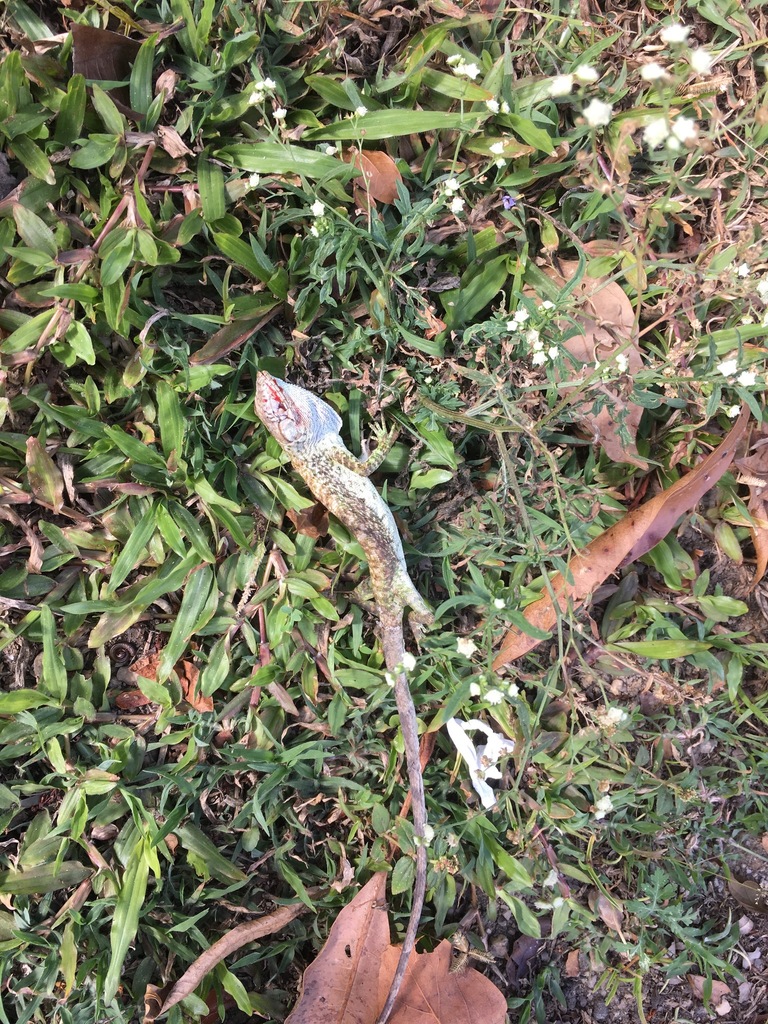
[254,371,433,1023]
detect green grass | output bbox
[1,1,767,1022]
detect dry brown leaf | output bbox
[727,877,768,915]
[345,149,403,206]
[156,901,308,1018]
[687,975,731,1004]
[178,661,213,713]
[286,873,506,1024]
[288,502,330,539]
[564,949,581,978]
[156,125,192,158]
[592,892,625,939]
[493,406,751,666]
[734,430,768,590]
[542,257,645,466]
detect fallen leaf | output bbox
[727,877,768,915]
[178,661,213,713]
[286,873,507,1024]
[493,405,751,666]
[345,149,403,206]
[592,892,625,939]
[156,125,192,158]
[156,901,308,1018]
[71,23,141,111]
[288,502,330,539]
[541,255,645,466]
[564,948,581,977]
[687,975,731,1004]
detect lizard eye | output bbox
[278,418,301,442]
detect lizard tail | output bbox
[376,624,428,1023]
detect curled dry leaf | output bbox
[727,877,768,915]
[155,901,308,1019]
[494,405,751,666]
[286,872,506,1024]
[540,253,645,466]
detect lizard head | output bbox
[254,371,343,452]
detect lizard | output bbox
[254,371,434,1023]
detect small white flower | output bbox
[583,98,613,127]
[248,87,264,104]
[355,105,368,117]
[470,682,482,696]
[548,346,559,360]
[507,682,519,697]
[616,352,629,372]
[490,141,505,155]
[671,116,697,143]
[486,98,500,113]
[384,671,395,686]
[506,321,516,331]
[640,62,667,81]
[594,794,614,820]
[459,62,481,80]
[247,173,261,187]
[450,196,465,215]
[309,224,320,238]
[310,200,325,217]
[757,276,768,301]
[513,308,530,324]
[544,868,559,888]
[485,689,504,705]
[539,300,555,311]
[446,54,463,66]
[738,370,756,387]
[736,263,750,278]
[716,358,738,377]
[457,637,477,658]
[726,404,741,418]
[493,598,505,609]
[689,48,714,75]
[444,177,461,194]
[574,64,599,84]
[643,118,670,149]
[401,651,417,672]
[660,23,690,44]
[531,351,547,367]
[273,107,287,120]
[322,144,337,156]
[604,707,628,725]
[495,158,505,168]
[445,718,516,809]
[552,896,565,909]
[548,74,574,97]
[500,100,510,113]
[526,328,541,346]
[262,77,277,92]
[421,823,435,844]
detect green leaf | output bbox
[13,205,57,258]
[0,689,54,714]
[198,154,228,223]
[63,321,96,365]
[175,823,247,883]
[130,36,156,115]
[157,564,216,679]
[303,109,484,141]
[90,84,125,136]
[497,890,541,937]
[10,134,55,183]
[40,604,67,701]
[55,74,86,143]
[69,134,119,170]
[217,142,353,179]
[505,113,555,154]
[422,68,494,101]
[391,855,415,895]
[104,836,150,1003]
[156,381,185,459]
[611,640,713,658]
[0,861,92,895]
[103,425,168,468]
[107,504,158,594]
